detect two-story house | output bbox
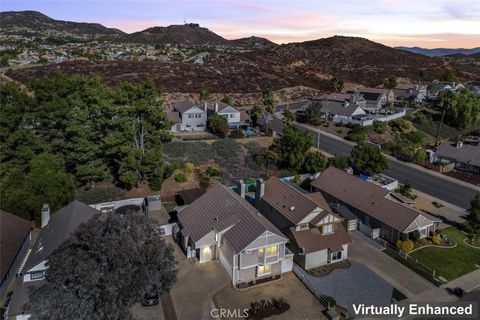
[177,183,293,287]
[207,101,251,128]
[312,93,368,125]
[348,88,394,113]
[256,177,351,270]
[7,201,99,320]
[393,84,427,104]
[170,100,207,132]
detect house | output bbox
[7,201,99,319]
[310,94,368,125]
[0,211,31,299]
[430,141,480,174]
[311,167,439,243]
[347,88,394,113]
[177,183,293,287]
[207,101,251,128]
[393,84,427,104]
[427,82,466,100]
[256,177,351,270]
[171,100,207,132]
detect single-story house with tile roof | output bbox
[7,201,99,319]
[431,141,480,174]
[0,211,31,299]
[311,167,440,243]
[177,183,293,286]
[256,177,351,270]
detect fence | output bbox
[292,264,336,310]
[382,241,446,286]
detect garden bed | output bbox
[248,297,290,320]
[307,260,351,277]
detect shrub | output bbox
[397,239,415,253]
[429,230,435,237]
[373,121,386,134]
[230,129,244,139]
[250,301,261,314]
[409,230,421,242]
[323,296,336,308]
[432,234,442,245]
[205,166,221,177]
[184,162,195,172]
[272,297,285,309]
[174,173,187,183]
[200,176,210,189]
[346,126,367,142]
[400,233,408,241]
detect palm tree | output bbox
[435,90,456,146]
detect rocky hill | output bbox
[396,46,480,57]
[0,11,124,37]
[229,36,277,48]
[121,23,229,46]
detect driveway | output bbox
[213,272,326,320]
[294,261,392,316]
[348,231,434,297]
[171,260,230,320]
[131,302,165,320]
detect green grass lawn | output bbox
[410,227,480,281]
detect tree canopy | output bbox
[28,213,177,320]
[329,77,344,93]
[439,69,459,83]
[384,75,398,89]
[207,114,229,135]
[0,75,173,219]
[444,89,480,129]
[271,127,314,173]
[465,193,480,240]
[350,143,388,175]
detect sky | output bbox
[1,0,479,48]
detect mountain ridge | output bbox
[396,46,480,57]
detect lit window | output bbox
[322,224,333,234]
[266,245,278,256]
[257,264,271,275]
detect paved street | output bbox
[286,120,478,209]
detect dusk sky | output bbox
[2,0,479,48]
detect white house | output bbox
[170,101,207,132]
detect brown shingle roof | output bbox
[287,224,351,254]
[0,210,31,282]
[311,167,430,232]
[178,184,286,253]
[263,177,323,225]
[165,111,181,124]
[173,100,196,113]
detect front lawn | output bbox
[410,227,480,281]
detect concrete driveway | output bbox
[171,260,230,320]
[348,231,434,297]
[131,302,165,320]
[213,272,326,320]
[294,261,392,316]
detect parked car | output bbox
[243,128,257,137]
[141,286,159,306]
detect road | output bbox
[269,116,478,209]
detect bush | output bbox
[429,230,435,237]
[205,166,221,177]
[174,173,187,183]
[272,297,285,309]
[432,234,442,245]
[184,162,195,172]
[346,126,367,142]
[396,239,415,253]
[400,233,408,241]
[230,129,244,139]
[409,230,421,242]
[200,176,210,189]
[373,121,386,134]
[323,296,336,308]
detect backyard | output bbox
[409,227,480,281]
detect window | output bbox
[266,245,278,256]
[331,251,342,261]
[322,223,333,234]
[229,114,234,118]
[419,228,428,238]
[30,271,45,280]
[188,114,193,119]
[297,224,309,231]
[257,264,271,275]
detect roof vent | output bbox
[214,217,219,222]
[289,206,295,211]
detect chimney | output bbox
[350,94,356,105]
[255,178,265,208]
[41,204,50,228]
[214,102,219,113]
[203,101,208,113]
[236,179,246,198]
[456,141,463,148]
